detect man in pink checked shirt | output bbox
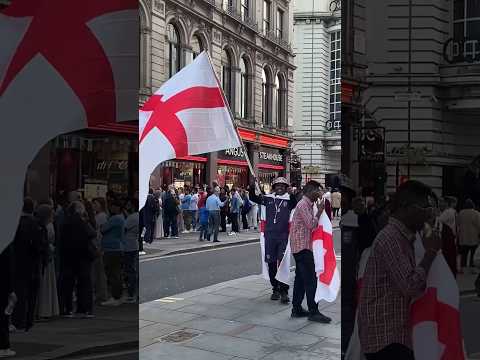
[290,180,332,323]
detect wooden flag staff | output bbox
[205,51,261,193]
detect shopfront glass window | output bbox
[453,0,480,62]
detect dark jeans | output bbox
[268,262,289,294]
[103,252,123,300]
[207,210,221,241]
[231,212,240,233]
[123,251,138,298]
[220,212,227,232]
[0,294,9,350]
[459,245,478,267]
[365,343,414,360]
[198,224,208,240]
[164,212,178,237]
[61,258,93,314]
[292,250,318,313]
[183,210,192,231]
[242,213,249,229]
[191,210,197,230]
[143,221,155,244]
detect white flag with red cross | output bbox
[312,209,340,302]
[139,51,241,208]
[0,0,138,254]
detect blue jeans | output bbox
[207,210,221,242]
[198,223,208,240]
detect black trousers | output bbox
[292,250,318,313]
[220,213,227,232]
[242,213,249,229]
[268,262,289,294]
[231,213,240,233]
[61,258,93,314]
[0,293,9,350]
[365,343,414,360]
[163,213,178,237]
[459,245,477,267]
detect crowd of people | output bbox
[141,182,341,245]
[0,190,139,357]
[341,181,480,360]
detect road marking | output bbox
[140,242,259,263]
[154,297,184,303]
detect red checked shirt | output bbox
[290,196,319,254]
[358,217,427,354]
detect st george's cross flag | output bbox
[0,0,138,254]
[312,209,340,302]
[412,233,465,360]
[139,51,241,208]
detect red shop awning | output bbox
[218,159,249,167]
[258,164,285,170]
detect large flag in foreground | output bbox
[346,236,465,360]
[0,0,138,254]
[312,210,340,302]
[412,235,465,360]
[139,51,241,207]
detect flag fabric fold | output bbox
[139,51,241,208]
[0,0,138,254]
[313,210,339,303]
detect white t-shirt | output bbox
[189,193,199,211]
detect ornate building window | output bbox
[329,31,341,130]
[453,0,480,62]
[275,73,286,128]
[192,34,204,60]
[167,23,181,78]
[241,0,249,21]
[263,0,271,35]
[276,9,284,39]
[262,67,271,126]
[221,49,233,106]
[240,57,249,119]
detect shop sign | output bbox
[258,147,283,164]
[224,147,246,158]
[96,160,128,171]
[303,165,321,174]
[84,182,108,200]
[358,127,385,162]
[443,37,480,64]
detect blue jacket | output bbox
[101,214,125,252]
[181,194,191,210]
[199,207,209,225]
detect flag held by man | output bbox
[139,51,241,207]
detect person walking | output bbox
[92,198,109,303]
[457,199,480,274]
[154,190,164,239]
[249,177,296,304]
[241,190,251,230]
[358,180,441,360]
[100,200,125,306]
[290,180,332,323]
[35,204,60,319]
[123,199,139,303]
[206,188,225,242]
[189,187,199,231]
[177,188,185,234]
[229,187,242,235]
[163,186,179,238]
[143,188,159,244]
[331,189,341,218]
[60,201,97,318]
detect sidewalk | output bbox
[10,303,137,360]
[457,269,479,295]
[140,273,341,360]
[142,219,340,259]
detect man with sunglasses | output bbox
[358,180,442,360]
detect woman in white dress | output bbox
[36,204,60,319]
[155,189,164,239]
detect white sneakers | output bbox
[101,298,123,306]
[123,296,137,304]
[0,349,16,358]
[139,251,146,255]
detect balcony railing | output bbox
[264,30,292,52]
[223,5,259,32]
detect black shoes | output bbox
[280,293,290,304]
[270,290,280,301]
[308,312,332,323]
[291,307,309,318]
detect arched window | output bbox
[221,49,232,106]
[167,23,181,78]
[262,68,270,126]
[240,57,249,119]
[192,34,204,60]
[275,74,286,128]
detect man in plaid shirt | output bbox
[358,180,442,360]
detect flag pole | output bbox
[204,51,260,192]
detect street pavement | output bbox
[140,273,341,360]
[9,304,138,360]
[459,269,480,359]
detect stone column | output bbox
[232,66,240,117]
[206,151,218,186]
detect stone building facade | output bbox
[140,0,296,191]
[292,0,341,186]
